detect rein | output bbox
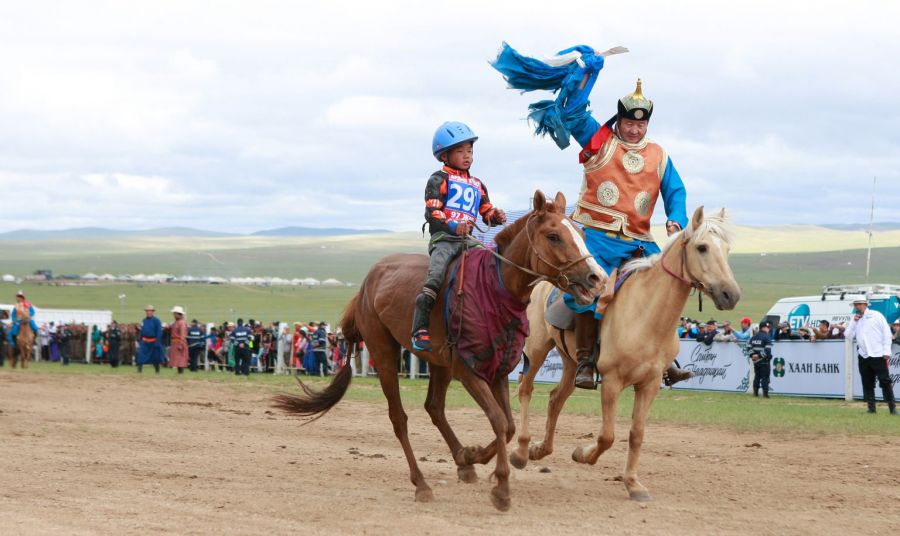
[659,235,707,311]
[472,213,593,291]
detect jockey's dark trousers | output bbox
[412,236,481,337]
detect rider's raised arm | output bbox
[660,158,688,231]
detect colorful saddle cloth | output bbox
[444,248,529,383]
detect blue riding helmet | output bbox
[432,121,478,160]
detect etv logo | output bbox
[787,304,810,330]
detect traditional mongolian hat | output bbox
[171,305,185,315]
[15,289,25,298]
[144,304,155,311]
[618,79,653,121]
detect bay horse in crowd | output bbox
[511,206,740,501]
[274,191,607,511]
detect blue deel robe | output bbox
[136,316,164,365]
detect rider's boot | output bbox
[410,289,437,352]
[574,312,600,390]
[663,363,695,386]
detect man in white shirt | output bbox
[845,296,896,415]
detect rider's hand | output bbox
[492,209,507,225]
[454,221,472,236]
[666,220,681,236]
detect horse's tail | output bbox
[272,365,353,423]
[339,291,363,344]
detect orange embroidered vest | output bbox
[572,135,666,242]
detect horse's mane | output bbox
[623,209,732,273]
[493,209,531,253]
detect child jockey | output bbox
[493,43,694,389]
[411,122,507,352]
[11,290,39,339]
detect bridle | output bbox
[660,233,706,292]
[474,212,593,291]
[660,232,709,311]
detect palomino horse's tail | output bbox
[339,291,362,344]
[272,365,353,423]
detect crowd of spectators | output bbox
[1,315,356,376]
[676,315,866,345]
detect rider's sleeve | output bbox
[661,157,688,230]
[424,172,453,234]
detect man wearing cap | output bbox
[105,320,122,368]
[845,297,896,414]
[748,322,774,398]
[231,318,253,376]
[734,317,753,342]
[187,319,205,372]
[137,305,164,374]
[312,321,330,376]
[494,44,692,389]
[891,320,900,346]
[168,306,189,374]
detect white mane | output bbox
[622,209,733,273]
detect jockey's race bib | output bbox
[443,174,482,223]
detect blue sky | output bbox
[0,0,897,233]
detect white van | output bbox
[765,284,900,330]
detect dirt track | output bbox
[1,371,898,536]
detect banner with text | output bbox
[671,341,751,392]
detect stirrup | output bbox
[411,330,432,352]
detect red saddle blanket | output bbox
[445,248,529,383]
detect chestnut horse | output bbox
[11,315,36,368]
[274,191,607,511]
[511,207,740,501]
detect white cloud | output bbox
[0,0,898,233]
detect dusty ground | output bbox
[1,371,899,536]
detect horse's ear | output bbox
[716,207,727,220]
[553,191,567,213]
[691,206,705,231]
[532,190,546,213]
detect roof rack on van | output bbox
[820,283,900,300]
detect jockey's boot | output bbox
[411,289,437,352]
[574,312,600,390]
[663,363,695,387]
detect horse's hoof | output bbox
[528,443,549,461]
[629,489,652,502]
[509,451,528,470]
[415,487,435,503]
[460,445,481,466]
[490,488,511,512]
[457,465,478,484]
[571,447,587,464]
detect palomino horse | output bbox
[510,206,740,501]
[11,319,35,368]
[274,191,607,511]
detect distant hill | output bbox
[0,227,235,240]
[0,226,388,240]
[250,226,390,237]
[819,222,900,232]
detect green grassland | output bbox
[0,231,898,325]
[13,362,899,437]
